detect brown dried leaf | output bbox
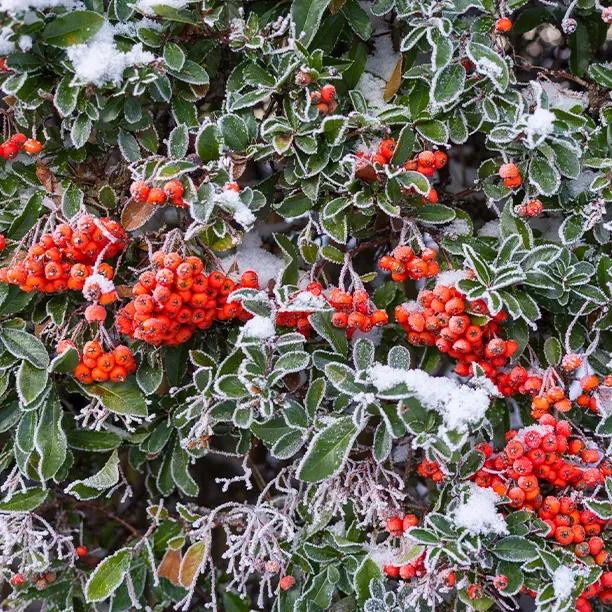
[383,55,403,102]
[36,161,58,193]
[157,548,182,587]
[115,284,133,299]
[120,198,158,232]
[179,541,206,588]
[330,0,347,14]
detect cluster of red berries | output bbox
[0,215,126,295]
[499,162,522,189]
[416,458,445,482]
[404,149,448,177]
[576,374,610,414]
[382,514,426,580]
[10,570,57,591]
[130,179,186,208]
[378,246,439,282]
[329,288,389,337]
[395,284,517,383]
[116,252,256,346]
[310,84,337,114]
[0,132,42,160]
[474,416,610,497]
[58,339,137,385]
[578,572,612,610]
[516,198,543,217]
[494,17,512,33]
[275,281,325,337]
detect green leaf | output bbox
[1,328,49,369]
[168,124,189,158]
[163,42,186,71]
[492,536,538,562]
[71,114,92,148]
[397,170,430,195]
[459,449,486,479]
[8,191,43,240]
[218,114,249,151]
[543,337,562,366]
[415,204,456,224]
[466,41,509,92]
[67,429,122,452]
[17,360,48,406]
[50,346,79,373]
[296,416,359,482]
[431,64,466,107]
[292,0,333,47]
[43,11,105,47]
[136,354,163,395]
[0,488,48,512]
[118,130,141,162]
[415,119,448,144]
[353,557,382,605]
[85,548,131,603]
[79,381,147,417]
[308,311,348,356]
[35,397,67,481]
[54,75,79,117]
[168,60,209,85]
[66,450,121,497]
[528,156,560,196]
[196,122,221,162]
[62,182,84,219]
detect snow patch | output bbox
[524,107,555,148]
[368,364,490,433]
[221,232,285,289]
[217,189,256,228]
[0,27,15,55]
[66,21,155,86]
[435,269,468,288]
[0,0,80,14]
[240,315,275,340]
[133,0,187,16]
[552,566,575,601]
[453,484,508,536]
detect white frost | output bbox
[217,189,256,229]
[0,0,80,14]
[453,484,508,536]
[0,27,15,55]
[524,107,555,148]
[434,269,468,288]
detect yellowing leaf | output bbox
[179,541,206,588]
[158,548,182,586]
[384,54,403,102]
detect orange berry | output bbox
[23,138,42,155]
[85,304,106,323]
[146,187,166,205]
[494,17,512,33]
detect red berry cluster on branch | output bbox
[130,179,186,208]
[416,458,445,482]
[395,284,516,384]
[329,288,388,338]
[382,514,426,580]
[379,246,439,282]
[469,417,610,561]
[116,252,256,345]
[404,150,448,177]
[578,572,612,611]
[0,215,126,294]
[66,340,137,385]
[275,281,324,337]
[310,84,337,114]
[0,132,42,160]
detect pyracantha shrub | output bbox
[0,0,610,610]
